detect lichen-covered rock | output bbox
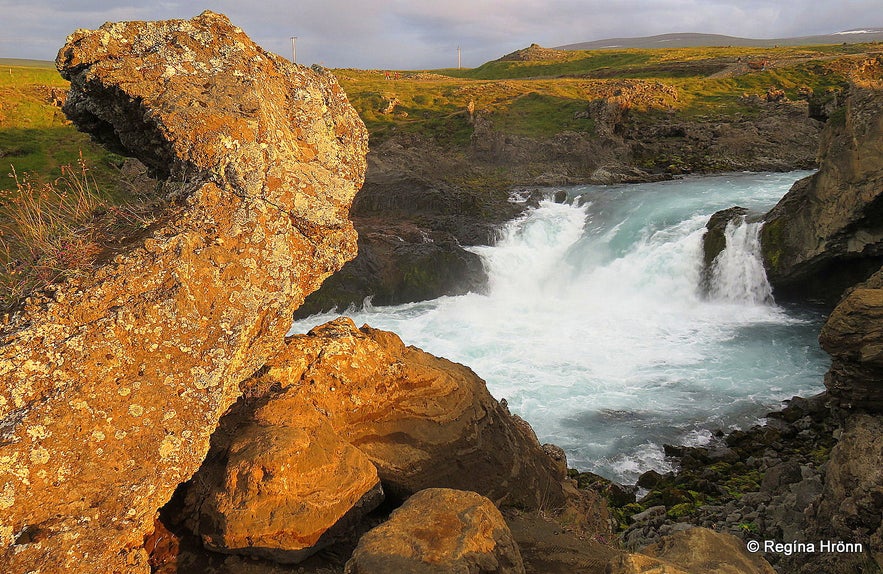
[249,317,568,510]
[819,271,883,411]
[184,397,383,563]
[344,488,525,574]
[0,11,366,573]
[761,85,883,305]
[610,527,775,574]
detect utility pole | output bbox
[458,45,461,69]
[290,36,297,64]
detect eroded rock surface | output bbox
[761,85,883,304]
[0,11,366,573]
[795,414,883,573]
[344,488,525,574]
[247,317,569,509]
[184,398,383,563]
[819,268,883,411]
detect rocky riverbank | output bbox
[682,80,883,573]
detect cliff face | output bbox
[0,12,366,573]
[761,85,883,305]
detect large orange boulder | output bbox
[184,397,383,563]
[0,11,366,573]
[344,488,525,574]
[249,317,569,510]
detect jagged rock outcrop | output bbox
[344,488,525,574]
[183,398,383,563]
[0,11,366,573]
[296,219,487,316]
[819,268,883,411]
[246,318,570,509]
[760,85,883,305]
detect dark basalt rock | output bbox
[760,85,883,306]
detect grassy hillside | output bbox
[338,43,881,145]
[0,62,123,194]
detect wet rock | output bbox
[700,206,749,293]
[637,470,665,489]
[246,318,570,510]
[0,12,366,573]
[296,220,487,316]
[344,488,525,574]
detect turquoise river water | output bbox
[290,171,830,483]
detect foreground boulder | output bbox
[0,11,366,573]
[610,527,775,574]
[248,318,569,509]
[184,398,383,563]
[760,85,883,305]
[345,488,525,574]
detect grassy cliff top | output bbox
[336,43,881,144]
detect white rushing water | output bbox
[291,171,829,483]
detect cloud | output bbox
[0,0,880,68]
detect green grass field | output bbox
[0,61,123,195]
[338,43,880,145]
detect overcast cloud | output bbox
[0,0,880,69]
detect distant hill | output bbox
[0,58,55,69]
[556,29,883,50]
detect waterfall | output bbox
[708,218,774,305]
[290,171,827,482]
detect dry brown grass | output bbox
[1,154,157,314]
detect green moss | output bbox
[723,469,763,499]
[827,105,847,127]
[667,502,698,519]
[760,217,785,271]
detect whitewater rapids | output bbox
[291,171,829,483]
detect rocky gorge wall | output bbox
[692,82,883,573]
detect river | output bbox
[290,171,830,483]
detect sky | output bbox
[0,1,881,70]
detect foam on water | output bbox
[291,172,829,483]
